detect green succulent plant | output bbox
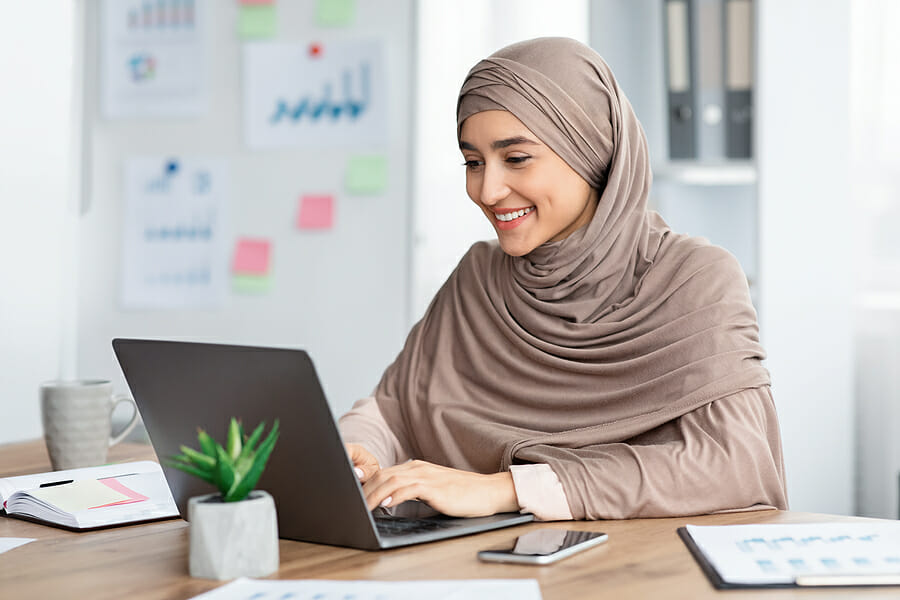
[169,418,280,502]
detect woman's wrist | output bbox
[486,471,520,514]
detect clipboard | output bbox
[678,524,900,589]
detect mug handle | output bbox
[109,393,139,447]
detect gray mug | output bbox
[40,380,139,470]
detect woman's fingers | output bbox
[345,443,380,483]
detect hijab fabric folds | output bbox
[374,38,771,518]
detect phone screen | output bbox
[490,529,606,556]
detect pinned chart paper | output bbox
[297,195,334,230]
[243,40,388,149]
[121,157,229,309]
[188,577,543,600]
[0,538,35,556]
[316,0,355,27]
[238,4,277,39]
[346,155,388,194]
[100,0,207,118]
[232,238,271,275]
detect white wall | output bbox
[0,1,76,443]
[412,0,589,319]
[757,0,854,513]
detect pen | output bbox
[795,574,900,587]
[39,480,74,488]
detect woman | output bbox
[339,37,787,521]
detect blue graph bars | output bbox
[128,0,196,31]
[269,63,371,124]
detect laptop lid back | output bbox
[112,338,382,549]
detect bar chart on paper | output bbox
[121,157,229,309]
[684,523,900,586]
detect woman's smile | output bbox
[493,206,534,229]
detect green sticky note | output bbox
[316,0,355,27]
[238,5,277,39]
[233,274,272,293]
[346,155,388,194]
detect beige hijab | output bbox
[374,38,769,514]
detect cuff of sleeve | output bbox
[509,464,574,521]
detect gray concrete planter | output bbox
[188,490,279,580]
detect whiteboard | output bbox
[76,0,415,419]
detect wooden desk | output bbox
[0,440,892,599]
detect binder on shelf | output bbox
[724,0,753,159]
[694,0,726,161]
[663,0,696,159]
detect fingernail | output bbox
[380,495,392,507]
[354,467,364,479]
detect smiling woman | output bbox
[339,37,787,521]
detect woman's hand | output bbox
[345,443,380,483]
[361,460,519,518]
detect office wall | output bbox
[75,1,415,421]
[757,0,854,513]
[0,2,76,443]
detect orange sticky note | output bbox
[232,238,271,275]
[297,195,334,230]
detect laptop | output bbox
[112,338,533,550]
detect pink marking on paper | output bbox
[90,477,149,509]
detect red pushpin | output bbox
[309,42,323,58]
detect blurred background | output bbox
[1,0,898,519]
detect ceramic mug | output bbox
[40,380,139,470]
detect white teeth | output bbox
[495,207,533,222]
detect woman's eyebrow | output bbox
[459,136,540,151]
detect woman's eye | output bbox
[462,160,484,170]
[506,156,530,165]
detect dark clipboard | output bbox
[678,526,900,589]
[678,526,792,590]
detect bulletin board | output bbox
[76,0,415,417]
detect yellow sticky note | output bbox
[30,480,131,513]
[233,274,272,293]
[316,0,355,27]
[238,5,277,39]
[346,155,387,194]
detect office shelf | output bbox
[653,161,757,186]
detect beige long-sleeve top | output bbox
[338,385,787,521]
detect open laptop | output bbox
[112,339,533,550]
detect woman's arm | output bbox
[339,396,574,520]
[516,386,787,520]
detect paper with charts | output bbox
[243,40,388,149]
[101,0,207,118]
[121,156,228,309]
[685,522,900,585]
[189,577,542,600]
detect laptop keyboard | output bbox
[375,515,457,537]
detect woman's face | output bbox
[459,110,598,257]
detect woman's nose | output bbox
[479,163,511,206]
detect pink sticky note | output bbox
[232,238,271,275]
[92,477,149,509]
[240,0,274,4]
[297,194,334,230]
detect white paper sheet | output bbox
[685,522,900,585]
[189,578,542,600]
[101,0,207,118]
[0,538,34,555]
[243,40,388,149]
[121,156,229,309]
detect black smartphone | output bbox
[477,528,608,565]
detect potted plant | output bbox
[169,418,280,580]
